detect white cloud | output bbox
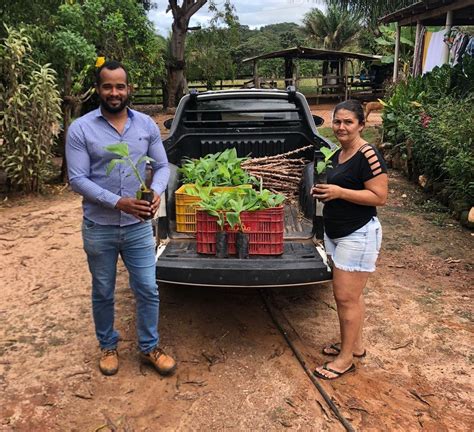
[148,0,325,36]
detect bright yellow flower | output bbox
[95,57,105,68]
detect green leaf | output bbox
[137,155,156,165]
[400,36,414,47]
[374,37,392,46]
[226,212,240,229]
[106,159,125,175]
[320,146,335,159]
[316,161,327,175]
[381,55,394,64]
[105,142,129,157]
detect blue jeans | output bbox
[82,219,159,353]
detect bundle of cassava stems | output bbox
[241,145,312,199]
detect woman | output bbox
[311,100,388,380]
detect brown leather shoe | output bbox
[99,349,119,376]
[140,346,176,376]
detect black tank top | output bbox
[323,144,387,239]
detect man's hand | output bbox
[115,197,153,221]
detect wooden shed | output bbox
[242,46,382,102]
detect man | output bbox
[66,60,176,376]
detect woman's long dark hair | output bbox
[333,100,365,124]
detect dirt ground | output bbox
[1,107,472,431]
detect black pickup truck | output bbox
[156,87,333,287]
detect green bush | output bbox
[382,56,474,207]
[0,26,62,193]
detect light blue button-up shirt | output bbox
[66,107,170,226]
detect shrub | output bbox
[0,26,62,193]
[382,56,474,207]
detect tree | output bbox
[302,4,362,87]
[185,1,239,87]
[302,4,361,51]
[329,0,417,31]
[164,0,208,108]
[9,0,165,182]
[374,24,415,73]
[0,0,62,36]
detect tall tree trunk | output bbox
[164,0,207,109]
[166,24,187,108]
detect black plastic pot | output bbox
[313,150,326,240]
[140,189,154,220]
[313,150,328,185]
[215,231,228,258]
[236,232,249,259]
[316,171,327,184]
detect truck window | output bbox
[184,98,302,128]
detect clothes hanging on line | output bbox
[446,27,473,65]
[422,30,446,74]
[465,37,474,57]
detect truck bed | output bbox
[156,88,332,287]
[156,203,330,287]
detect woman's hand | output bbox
[311,184,343,202]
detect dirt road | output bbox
[1,106,472,430]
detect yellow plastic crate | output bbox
[175,184,252,233]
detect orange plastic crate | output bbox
[196,206,284,255]
[175,184,252,233]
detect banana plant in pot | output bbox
[197,190,230,258]
[105,142,156,220]
[225,188,284,259]
[226,194,251,259]
[314,145,339,185]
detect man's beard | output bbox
[100,95,129,114]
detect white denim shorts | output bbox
[324,217,382,272]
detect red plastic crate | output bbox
[196,207,284,255]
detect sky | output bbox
[148,0,325,36]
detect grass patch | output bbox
[317,126,380,145]
[418,199,449,214]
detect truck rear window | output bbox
[183,98,301,127]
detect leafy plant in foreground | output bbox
[315,146,339,175]
[105,142,155,198]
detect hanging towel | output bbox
[423,30,446,74]
[466,37,474,57]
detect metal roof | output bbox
[379,0,474,26]
[242,46,382,63]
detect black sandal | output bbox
[322,343,367,358]
[313,362,356,380]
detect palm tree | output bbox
[302,4,362,51]
[329,0,417,30]
[302,3,362,88]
